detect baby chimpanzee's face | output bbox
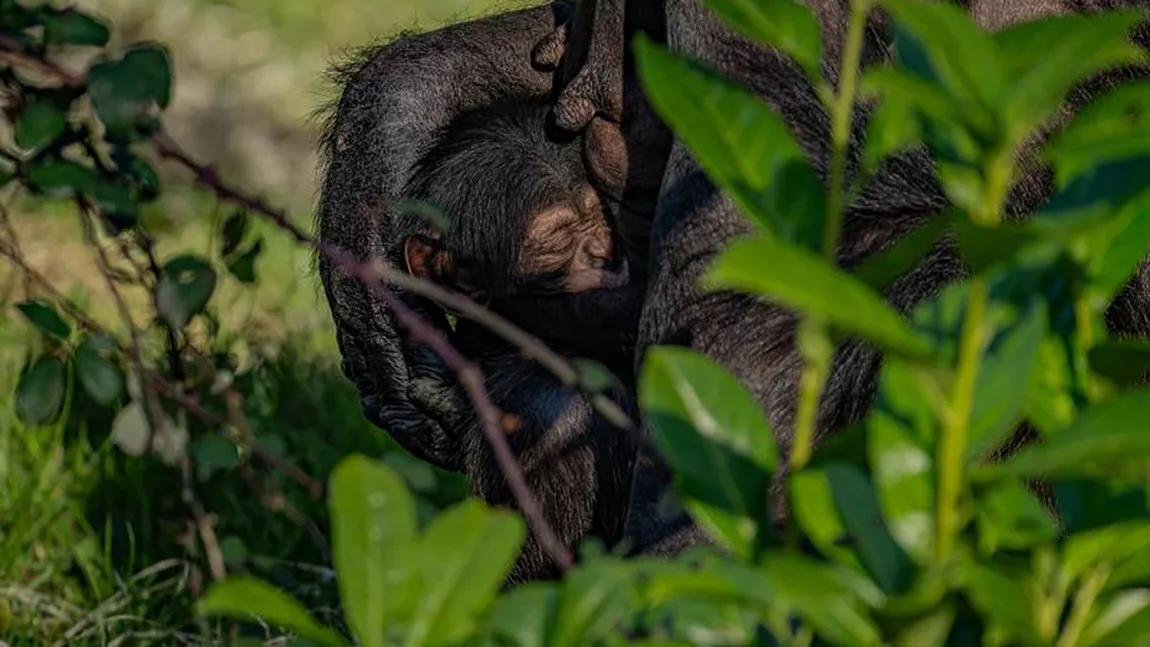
[517,184,629,295]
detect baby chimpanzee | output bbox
[395,98,644,583]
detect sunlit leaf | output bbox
[485,583,557,647]
[760,554,884,647]
[197,575,348,647]
[959,558,1043,646]
[549,560,634,647]
[974,482,1057,554]
[700,0,823,81]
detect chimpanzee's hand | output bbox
[535,0,625,132]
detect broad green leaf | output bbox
[967,300,1046,460]
[89,44,173,134]
[227,238,263,284]
[486,583,558,647]
[15,99,67,151]
[634,37,825,248]
[549,560,634,647]
[707,234,931,357]
[884,0,1002,131]
[1024,334,1078,435]
[15,356,67,426]
[75,334,124,406]
[25,159,99,199]
[1062,522,1150,589]
[1045,82,1150,188]
[111,400,150,457]
[1090,191,1150,302]
[863,93,922,172]
[1090,340,1150,387]
[219,536,248,568]
[974,390,1150,483]
[854,213,951,293]
[700,0,822,81]
[130,156,161,200]
[42,8,110,47]
[640,347,776,557]
[197,575,348,647]
[994,11,1144,136]
[573,358,620,393]
[959,558,1043,646]
[155,255,216,330]
[406,499,525,647]
[1083,590,1150,647]
[867,359,935,564]
[893,605,956,647]
[328,455,416,647]
[791,463,911,594]
[974,482,1057,554]
[760,554,884,647]
[1055,480,1150,535]
[16,300,70,341]
[93,180,138,229]
[190,435,240,482]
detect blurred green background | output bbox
[0,0,531,643]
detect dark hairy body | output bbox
[316,0,1150,577]
[393,98,644,582]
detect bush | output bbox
[5,0,1150,646]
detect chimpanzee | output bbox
[391,97,645,581]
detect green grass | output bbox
[0,0,513,642]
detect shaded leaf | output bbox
[155,255,216,330]
[573,358,620,393]
[130,156,161,200]
[1055,480,1150,535]
[406,499,525,647]
[709,234,931,357]
[634,37,825,248]
[111,400,150,457]
[328,455,416,647]
[191,435,240,482]
[893,605,956,647]
[89,44,173,135]
[15,99,67,151]
[863,91,921,172]
[75,334,124,406]
[1084,590,1150,647]
[220,211,249,257]
[1062,522,1150,589]
[26,159,98,198]
[197,575,348,647]
[854,212,951,292]
[974,482,1057,554]
[15,356,67,426]
[960,558,1042,646]
[227,238,263,284]
[486,583,558,647]
[1090,339,1150,387]
[760,554,884,647]
[16,300,70,341]
[42,8,110,47]
[640,347,776,557]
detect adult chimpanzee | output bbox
[393,98,646,582]
[537,0,1150,555]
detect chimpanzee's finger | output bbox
[531,23,568,69]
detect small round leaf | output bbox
[191,435,240,482]
[14,100,67,152]
[16,356,67,427]
[42,8,111,47]
[89,44,173,135]
[226,239,263,284]
[112,401,151,457]
[26,159,99,198]
[155,255,217,330]
[16,300,71,341]
[75,334,124,406]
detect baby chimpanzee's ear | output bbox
[403,233,489,304]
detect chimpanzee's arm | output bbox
[317,3,573,470]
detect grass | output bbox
[0,0,515,642]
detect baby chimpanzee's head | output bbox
[398,98,631,304]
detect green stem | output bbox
[791,319,831,471]
[822,0,870,260]
[1056,567,1109,647]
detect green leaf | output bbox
[219,535,249,568]
[573,358,620,393]
[853,212,951,292]
[220,211,249,257]
[93,180,138,229]
[760,555,884,647]
[89,44,173,135]
[226,238,263,284]
[966,300,1046,460]
[866,359,936,564]
[549,560,634,647]
[974,482,1057,554]
[634,37,825,248]
[130,156,161,201]
[1045,82,1150,188]
[707,234,931,358]
[406,499,525,647]
[790,463,911,594]
[15,99,67,151]
[1024,334,1078,435]
[1090,191,1150,302]
[328,455,417,647]
[973,390,1150,483]
[75,334,124,406]
[1083,590,1150,647]
[25,159,98,199]
[1062,522,1150,589]
[699,0,822,81]
[863,93,922,172]
[155,255,216,330]
[486,583,557,647]
[190,435,240,482]
[893,605,956,647]
[197,575,349,647]
[15,356,67,426]
[994,11,1144,136]
[639,347,776,557]
[111,400,150,457]
[16,300,70,341]
[42,8,111,47]
[1055,480,1150,535]
[1090,340,1150,387]
[959,558,1042,646]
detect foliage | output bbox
[4,0,1150,646]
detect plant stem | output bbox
[1056,567,1108,647]
[791,0,870,471]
